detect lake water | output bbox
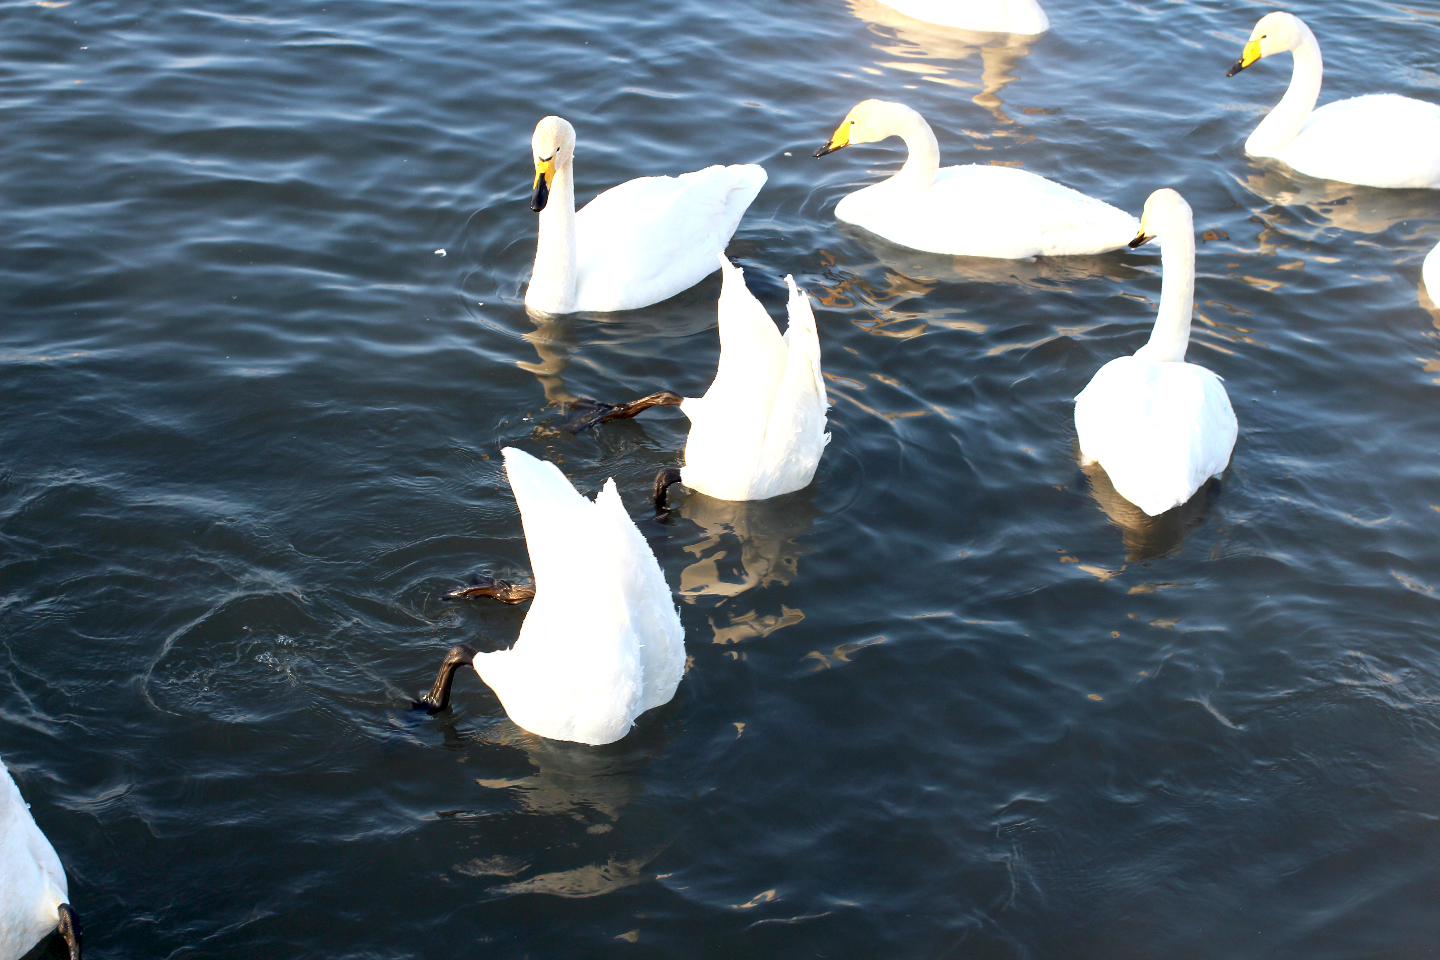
[4,0,1440,956]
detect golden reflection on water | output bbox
[1239,165,1440,237]
[846,0,1037,122]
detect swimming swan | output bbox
[524,116,767,315]
[415,447,684,746]
[565,254,829,506]
[872,0,1047,34]
[1226,12,1440,189]
[1,757,81,960]
[1074,189,1238,517]
[813,100,1139,258]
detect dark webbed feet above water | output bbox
[443,572,535,603]
[412,643,478,713]
[562,391,683,433]
[57,903,81,960]
[652,467,683,513]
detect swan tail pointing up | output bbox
[1,757,73,960]
[751,276,830,498]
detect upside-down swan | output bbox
[872,0,1047,35]
[415,447,684,746]
[564,254,828,507]
[1,756,81,960]
[1226,12,1440,189]
[524,115,767,315]
[1074,189,1238,517]
[812,100,1140,259]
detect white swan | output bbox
[872,0,1047,34]
[2,757,81,960]
[1425,239,1439,298]
[417,447,684,746]
[1226,12,1440,189]
[524,116,767,315]
[1074,189,1238,517]
[813,100,1139,258]
[566,254,829,504]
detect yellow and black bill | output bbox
[530,155,555,212]
[814,119,852,158]
[1128,227,1156,249]
[1226,39,1262,77]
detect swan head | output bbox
[1128,188,1192,248]
[814,99,921,157]
[1226,11,1305,77]
[530,116,576,212]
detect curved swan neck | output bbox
[881,105,940,193]
[528,157,578,314]
[1246,21,1322,158]
[1136,211,1196,364]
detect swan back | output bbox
[682,257,829,500]
[1,758,69,960]
[474,449,684,745]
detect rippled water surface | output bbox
[4,0,1440,956]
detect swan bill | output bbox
[530,156,555,212]
[1128,229,1155,249]
[1226,39,1262,76]
[57,903,81,960]
[814,118,853,158]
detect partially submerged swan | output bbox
[813,100,1139,258]
[1425,239,1439,298]
[524,115,767,314]
[1226,12,1440,189]
[1074,189,1238,517]
[565,255,829,506]
[1,757,81,960]
[416,447,684,746]
[872,0,1047,34]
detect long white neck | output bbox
[1135,211,1196,364]
[881,106,940,194]
[526,157,578,315]
[1245,23,1322,158]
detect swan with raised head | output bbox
[1074,189,1238,517]
[565,254,828,507]
[813,100,1139,258]
[2,757,81,960]
[872,0,1047,34]
[524,116,767,315]
[415,447,684,746]
[1226,12,1440,189]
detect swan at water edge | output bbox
[524,115,767,315]
[564,254,829,508]
[871,0,1047,34]
[1,756,81,960]
[1425,239,1439,298]
[812,100,1139,258]
[1074,189,1238,517]
[415,447,684,746]
[1226,12,1440,189]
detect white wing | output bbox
[1283,94,1440,190]
[750,276,830,499]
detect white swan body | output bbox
[472,448,684,745]
[873,0,1047,34]
[674,256,829,501]
[1228,12,1440,189]
[1425,240,1439,298]
[1074,189,1238,517]
[1,758,72,960]
[524,116,767,314]
[815,100,1139,258]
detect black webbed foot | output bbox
[57,903,81,960]
[411,643,478,714]
[652,466,683,514]
[562,391,683,433]
[443,572,535,604]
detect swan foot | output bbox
[562,391,683,433]
[653,467,683,513]
[57,903,81,960]
[412,643,478,714]
[443,573,535,604]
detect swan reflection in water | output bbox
[1238,165,1440,237]
[1080,459,1219,561]
[666,485,820,645]
[847,0,1038,123]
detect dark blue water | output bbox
[3,0,1440,956]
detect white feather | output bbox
[0,757,69,960]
